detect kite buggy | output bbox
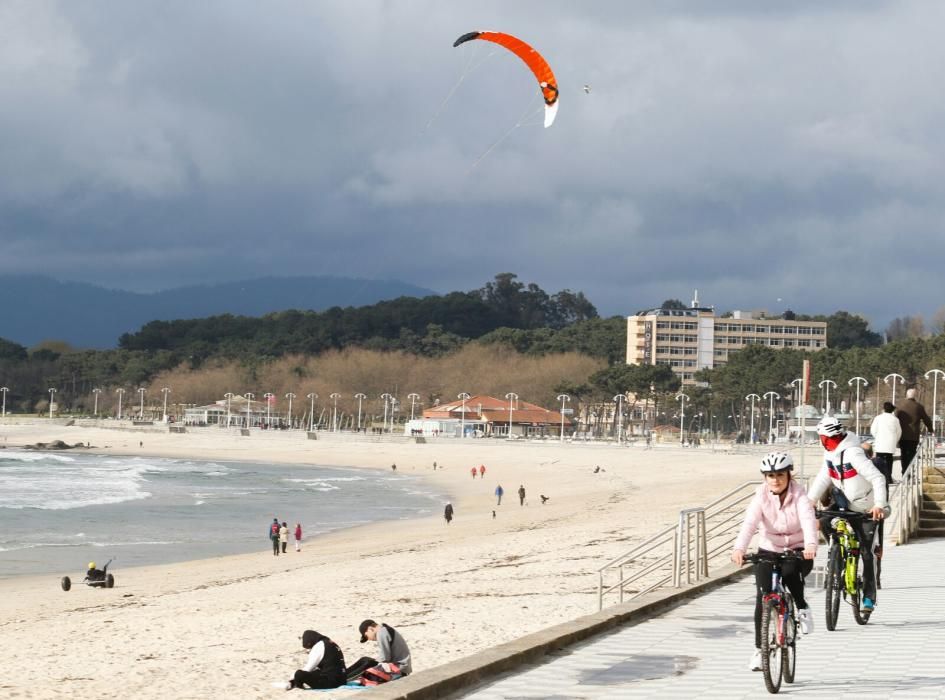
[61,559,115,591]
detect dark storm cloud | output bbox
[0,0,942,327]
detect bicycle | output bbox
[818,509,874,630]
[745,551,803,694]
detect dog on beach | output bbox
[540,495,549,504]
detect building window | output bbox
[782,326,797,334]
[798,339,811,347]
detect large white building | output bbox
[626,295,828,384]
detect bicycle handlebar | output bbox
[744,550,806,564]
[816,509,869,521]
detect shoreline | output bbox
[0,422,778,699]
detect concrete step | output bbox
[917,527,945,538]
[925,474,945,484]
[923,485,945,498]
[921,509,945,520]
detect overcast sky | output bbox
[1,1,943,328]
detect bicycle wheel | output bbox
[825,544,842,631]
[761,599,783,694]
[782,600,797,684]
[852,556,872,626]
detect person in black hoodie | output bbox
[285,630,346,690]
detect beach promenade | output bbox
[461,536,945,699]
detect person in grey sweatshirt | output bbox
[345,619,412,681]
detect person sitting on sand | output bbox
[284,630,346,690]
[345,620,412,683]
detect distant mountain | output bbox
[0,275,438,349]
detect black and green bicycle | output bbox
[819,509,874,630]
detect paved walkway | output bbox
[462,537,945,699]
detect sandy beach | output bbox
[0,422,782,698]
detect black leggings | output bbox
[346,656,379,681]
[291,669,345,689]
[753,549,813,649]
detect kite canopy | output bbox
[453,30,559,127]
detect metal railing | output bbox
[896,434,934,545]
[597,481,757,610]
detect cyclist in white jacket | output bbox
[808,416,889,613]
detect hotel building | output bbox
[626,297,828,384]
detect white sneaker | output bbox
[798,607,814,634]
[749,649,763,672]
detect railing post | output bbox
[698,510,709,579]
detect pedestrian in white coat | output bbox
[869,402,901,484]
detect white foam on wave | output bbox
[0,455,153,510]
[0,450,76,463]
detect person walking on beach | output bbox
[495,484,504,506]
[284,629,346,690]
[269,518,281,556]
[895,388,933,475]
[479,464,486,478]
[518,484,526,506]
[470,466,477,479]
[869,402,901,484]
[280,522,289,554]
[294,523,302,552]
[444,502,453,524]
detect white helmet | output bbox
[816,415,845,437]
[759,452,794,473]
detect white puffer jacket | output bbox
[869,412,902,454]
[808,432,889,513]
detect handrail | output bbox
[896,434,934,545]
[597,481,757,610]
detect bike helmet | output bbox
[816,415,845,437]
[759,452,794,474]
[88,562,96,570]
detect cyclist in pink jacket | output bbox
[732,452,818,672]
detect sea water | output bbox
[0,450,444,578]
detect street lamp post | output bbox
[884,373,905,404]
[244,392,255,428]
[224,392,234,428]
[407,393,420,421]
[91,388,101,417]
[48,388,57,418]
[505,392,518,440]
[557,394,570,442]
[457,392,470,438]
[137,387,146,419]
[0,386,8,417]
[354,393,366,432]
[613,394,625,444]
[848,377,869,436]
[116,388,125,420]
[390,398,399,432]
[763,391,781,442]
[330,393,341,432]
[925,369,945,438]
[285,393,296,429]
[306,393,317,432]
[745,393,761,444]
[817,380,836,414]
[161,387,170,422]
[380,393,393,433]
[264,393,275,427]
[676,393,690,444]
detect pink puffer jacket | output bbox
[733,479,818,553]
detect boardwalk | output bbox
[462,537,945,699]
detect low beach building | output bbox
[415,394,573,438]
[183,395,272,427]
[626,293,828,384]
